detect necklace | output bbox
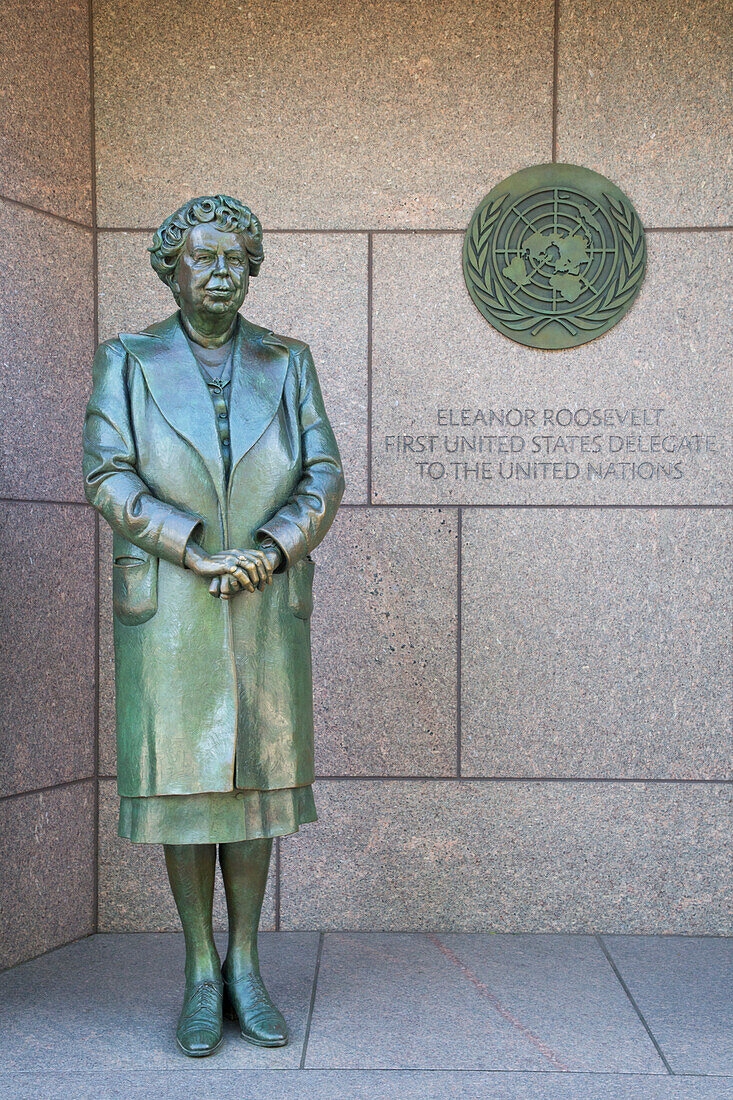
[203,373,228,394]
[197,355,232,395]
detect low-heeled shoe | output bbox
[176,977,224,1057]
[222,970,289,1047]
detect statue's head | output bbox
[149,195,264,325]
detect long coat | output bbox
[83,311,344,797]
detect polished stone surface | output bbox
[0,0,92,222]
[93,0,553,228]
[557,0,732,226]
[0,503,96,797]
[1,1072,731,1100]
[0,932,319,1069]
[306,932,662,1071]
[280,780,732,933]
[0,782,94,970]
[311,507,458,776]
[0,201,95,501]
[1,932,732,1097]
[461,508,732,779]
[371,232,732,504]
[97,230,368,503]
[603,935,733,1075]
[97,782,276,932]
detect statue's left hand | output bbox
[209,574,241,599]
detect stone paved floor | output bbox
[0,932,731,1098]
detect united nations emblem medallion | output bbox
[463,164,646,350]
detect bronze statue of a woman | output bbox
[83,195,344,1056]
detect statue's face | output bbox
[172,223,249,321]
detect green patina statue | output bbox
[83,195,344,1057]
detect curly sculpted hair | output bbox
[149,195,264,289]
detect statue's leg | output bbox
[218,837,270,976]
[164,843,223,1057]
[164,843,220,980]
[218,838,288,1047]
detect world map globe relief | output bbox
[463,164,646,350]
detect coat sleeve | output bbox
[83,340,204,566]
[255,344,345,568]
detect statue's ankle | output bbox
[185,955,221,985]
[222,953,259,982]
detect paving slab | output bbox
[2,1070,729,1100]
[0,933,319,1071]
[305,933,665,1072]
[603,935,733,1075]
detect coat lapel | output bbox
[228,317,292,483]
[118,313,227,507]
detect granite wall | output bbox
[1,0,730,963]
[92,0,732,934]
[0,0,96,968]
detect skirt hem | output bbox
[117,784,317,845]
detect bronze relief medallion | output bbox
[463,163,647,350]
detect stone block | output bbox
[97,781,276,932]
[0,202,95,502]
[93,0,553,228]
[280,779,732,933]
[97,230,367,502]
[305,932,663,1071]
[0,781,95,970]
[0,931,320,1069]
[371,232,732,504]
[556,0,732,226]
[461,508,732,779]
[312,506,458,776]
[0,502,96,797]
[0,0,92,222]
[603,934,733,1075]
[1,1070,732,1100]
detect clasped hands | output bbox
[184,541,281,599]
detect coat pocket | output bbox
[288,555,315,619]
[112,535,158,626]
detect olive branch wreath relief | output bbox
[464,193,645,338]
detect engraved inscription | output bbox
[383,406,721,485]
